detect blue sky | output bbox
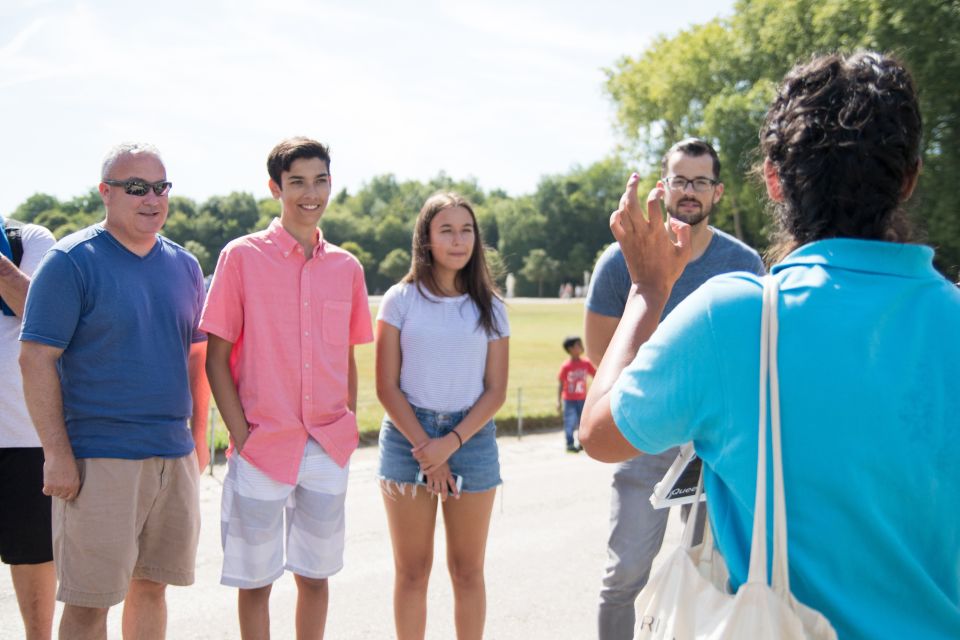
[0,0,735,215]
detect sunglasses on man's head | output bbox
[102,178,173,197]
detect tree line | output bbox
[8,0,958,291]
[7,161,632,297]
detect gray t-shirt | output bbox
[377,281,510,412]
[586,227,765,319]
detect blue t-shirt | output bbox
[586,227,765,319]
[611,239,960,639]
[21,224,206,459]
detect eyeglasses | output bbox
[102,178,173,197]
[662,176,718,193]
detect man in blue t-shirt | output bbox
[19,143,206,639]
[585,138,764,640]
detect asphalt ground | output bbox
[0,430,682,639]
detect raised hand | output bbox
[609,173,692,294]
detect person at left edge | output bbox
[1,214,56,640]
[19,143,205,640]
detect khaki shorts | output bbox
[53,453,200,608]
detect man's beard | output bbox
[667,197,711,226]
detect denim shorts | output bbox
[378,406,501,493]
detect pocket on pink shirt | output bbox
[322,300,351,346]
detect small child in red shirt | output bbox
[557,336,596,452]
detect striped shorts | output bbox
[220,438,349,589]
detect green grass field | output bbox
[361,298,586,429]
[209,299,586,448]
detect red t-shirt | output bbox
[557,358,597,401]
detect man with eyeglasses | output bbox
[585,138,765,640]
[19,143,205,639]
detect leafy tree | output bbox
[604,0,960,276]
[340,241,376,276]
[354,174,402,218]
[322,207,376,250]
[520,248,561,297]
[163,197,200,248]
[255,198,280,230]
[533,157,630,282]
[484,246,508,290]
[379,248,411,285]
[168,196,198,218]
[3,155,706,290]
[62,188,104,218]
[11,194,61,223]
[183,240,211,269]
[188,192,260,271]
[9,189,101,236]
[424,173,486,206]
[474,205,499,249]
[33,210,71,234]
[374,215,411,258]
[491,197,546,278]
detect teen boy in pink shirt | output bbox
[201,137,373,639]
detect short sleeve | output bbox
[490,298,510,340]
[586,244,630,318]
[20,224,56,277]
[349,262,373,345]
[20,249,83,349]
[610,285,728,455]
[376,283,406,330]
[199,246,244,343]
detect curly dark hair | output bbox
[760,51,923,261]
[405,192,504,337]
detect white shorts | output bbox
[220,438,349,589]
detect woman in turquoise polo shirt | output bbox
[580,51,960,639]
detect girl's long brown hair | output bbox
[404,192,504,337]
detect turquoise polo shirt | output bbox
[611,239,960,640]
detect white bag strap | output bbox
[746,277,771,584]
[746,275,792,592]
[767,276,792,597]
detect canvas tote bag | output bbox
[634,276,837,639]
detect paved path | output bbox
[0,431,682,639]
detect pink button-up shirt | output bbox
[200,219,373,484]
